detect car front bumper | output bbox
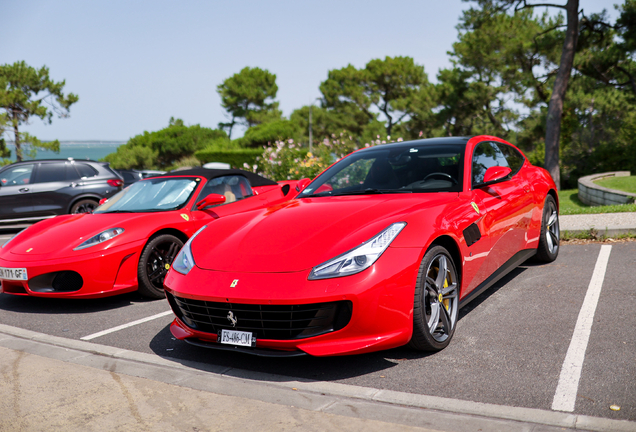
[164,247,423,356]
[0,239,145,299]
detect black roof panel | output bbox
[155,168,278,187]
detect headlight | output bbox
[1,229,26,249]
[74,228,125,250]
[172,225,207,275]
[309,222,406,280]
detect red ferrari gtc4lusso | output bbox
[0,169,296,299]
[164,136,560,356]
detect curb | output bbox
[0,323,634,432]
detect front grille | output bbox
[167,293,352,340]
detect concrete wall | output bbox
[578,171,636,206]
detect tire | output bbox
[137,234,184,299]
[409,245,459,351]
[535,194,560,263]
[70,199,98,214]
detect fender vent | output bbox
[463,223,482,247]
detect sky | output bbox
[1,0,621,142]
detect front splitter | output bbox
[183,337,307,357]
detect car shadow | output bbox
[148,265,531,382]
[0,291,160,314]
[458,265,528,320]
[149,324,431,382]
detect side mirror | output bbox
[296,178,311,192]
[99,198,108,205]
[483,166,512,184]
[196,193,226,210]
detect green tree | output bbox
[0,110,11,166]
[104,118,227,169]
[217,67,281,138]
[0,61,78,161]
[320,57,433,137]
[576,2,636,96]
[466,0,582,189]
[444,6,563,140]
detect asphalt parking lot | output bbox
[0,230,634,424]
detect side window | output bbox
[33,163,70,183]
[0,164,34,186]
[496,144,525,175]
[75,163,98,178]
[196,175,253,206]
[471,142,509,186]
[122,172,136,182]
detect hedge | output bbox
[194,148,263,169]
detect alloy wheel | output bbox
[424,254,459,343]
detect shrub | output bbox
[195,148,263,169]
[249,133,397,180]
[234,120,300,148]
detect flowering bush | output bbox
[245,133,404,181]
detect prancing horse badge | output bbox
[230,279,239,287]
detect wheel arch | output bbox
[67,195,101,213]
[429,235,463,284]
[547,188,559,211]
[146,228,189,245]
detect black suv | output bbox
[0,159,123,227]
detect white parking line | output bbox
[551,245,612,412]
[80,310,174,341]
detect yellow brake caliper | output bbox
[442,278,450,311]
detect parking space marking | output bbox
[80,310,173,341]
[551,245,612,412]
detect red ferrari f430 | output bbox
[0,169,296,299]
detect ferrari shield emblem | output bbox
[26,248,33,253]
[180,214,189,221]
[471,202,480,215]
[230,279,239,288]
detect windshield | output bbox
[94,177,199,213]
[299,144,464,197]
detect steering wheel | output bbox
[423,172,458,184]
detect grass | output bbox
[561,229,636,241]
[558,189,636,215]
[593,175,636,194]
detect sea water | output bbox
[5,141,124,162]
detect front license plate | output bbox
[0,267,28,281]
[219,329,256,347]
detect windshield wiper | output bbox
[300,191,333,198]
[330,188,413,197]
[98,210,136,214]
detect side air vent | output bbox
[463,223,482,247]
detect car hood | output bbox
[6,213,162,258]
[191,194,457,273]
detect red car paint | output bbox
[0,168,297,298]
[163,136,558,356]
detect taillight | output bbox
[107,179,123,187]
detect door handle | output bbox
[19,188,29,193]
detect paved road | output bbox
[1,230,634,424]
